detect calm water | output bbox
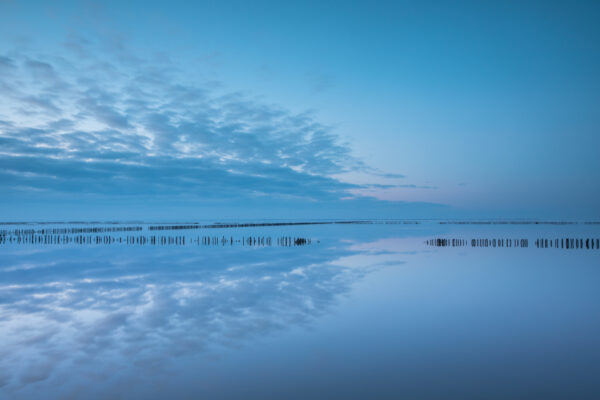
[1,221,599,399]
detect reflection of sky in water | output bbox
[1,223,600,399]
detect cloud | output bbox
[78,93,131,129]
[346,183,439,202]
[25,60,56,79]
[376,172,406,179]
[19,95,62,114]
[0,37,450,221]
[0,43,361,203]
[0,56,15,70]
[24,59,69,91]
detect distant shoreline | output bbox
[0,219,598,227]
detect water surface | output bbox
[1,221,599,399]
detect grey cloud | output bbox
[0,120,14,128]
[377,172,406,179]
[46,118,75,131]
[63,33,93,59]
[79,95,131,130]
[361,183,438,190]
[0,56,15,70]
[25,60,55,77]
[24,59,69,91]
[19,362,53,384]
[19,95,62,114]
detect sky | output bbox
[0,0,598,220]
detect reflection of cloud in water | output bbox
[332,237,418,269]
[0,238,401,398]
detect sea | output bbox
[1,220,599,399]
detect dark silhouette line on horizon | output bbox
[1,220,598,230]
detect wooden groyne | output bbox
[0,233,312,247]
[0,226,143,236]
[426,238,600,249]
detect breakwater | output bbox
[426,238,600,249]
[0,234,312,247]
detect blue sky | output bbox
[0,0,599,220]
